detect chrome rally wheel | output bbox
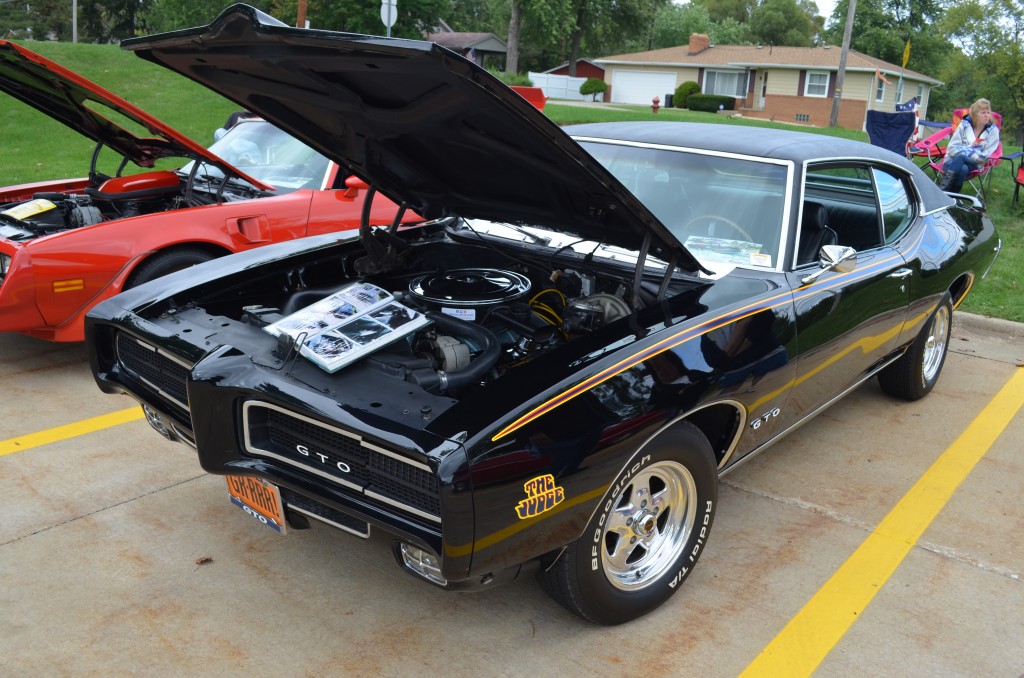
[540,422,718,625]
[879,292,953,401]
[600,461,698,591]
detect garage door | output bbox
[611,70,677,105]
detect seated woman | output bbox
[939,98,999,193]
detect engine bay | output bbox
[0,170,257,242]
[138,219,689,411]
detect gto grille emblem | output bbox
[296,444,351,473]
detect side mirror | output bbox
[343,175,369,199]
[801,245,857,285]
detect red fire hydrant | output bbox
[651,96,660,114]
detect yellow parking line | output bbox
[741,367,1024,678]
[0,407,144,457]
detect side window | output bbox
[803,165,884,254]
[872,167,913,243]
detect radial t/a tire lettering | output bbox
[878,292,953,401]
[540,422,717,625]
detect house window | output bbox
[804,71,829,97]
[895,80,905,105]
[875,78,886,103]
[704,70,747,98]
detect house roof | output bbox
[596,43,939,85]
[425,31,507,54]
[542,58,603,74]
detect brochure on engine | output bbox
[264,282,430,372]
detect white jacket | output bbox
[946,115,1000,167]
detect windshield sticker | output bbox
[515,474,565,519]
[684,235,766,265]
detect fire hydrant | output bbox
[651,96,660,114]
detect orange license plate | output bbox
[226,475,287,534]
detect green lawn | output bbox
[2,41,1020,322]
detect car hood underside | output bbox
[121,4,702,273]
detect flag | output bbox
[876,69,893,85]
[895,97,918,112]
[902,39,911,68]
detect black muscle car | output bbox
[86,5,1000,624]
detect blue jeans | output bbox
[941,153,979,192]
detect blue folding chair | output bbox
[866,110,917,156]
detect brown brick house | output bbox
[595,34,939,131]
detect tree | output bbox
[580,76,608,100]
[942,0,1024,142]
[748,0,816,47]
[147,0,274,33]
[262,0,450,38]
[25,0,71,40]
[691,0,757,24]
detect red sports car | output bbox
[0,40,412,342]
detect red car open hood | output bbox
[121,4,704,273]
[0,39,270,189]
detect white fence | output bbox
[527,72,604,102]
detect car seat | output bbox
[798,201,838,266]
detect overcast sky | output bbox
[816,0,838,24]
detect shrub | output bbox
[488,67,533,87]
[674,81,700,108]
[579,77,608,101]
[686,94,736,113]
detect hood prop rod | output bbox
[630,231,653,310]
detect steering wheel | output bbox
[683,214,754,243]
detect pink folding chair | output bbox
[927,109,1002,200]
[907,118,955,168]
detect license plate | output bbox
[226,475,287,534]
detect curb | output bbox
[954,311,1024,341]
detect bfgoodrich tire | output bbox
[878,293,953,401]
[541,422,717,624]
[126,247,216,288]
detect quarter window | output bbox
[804,71,829,97]
[872,168,913,243]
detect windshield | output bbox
[181,119,331,194]
[579,141,789,270]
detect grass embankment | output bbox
[2,42,1020,322]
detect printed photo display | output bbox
[264,282,429,372]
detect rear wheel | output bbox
[540,422,717,624]
[126,247,216,288]
[878,293,953,400]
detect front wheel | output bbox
[878,293,953,400]
[126,247,216,289]
[540,422,717,624]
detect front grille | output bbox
[244,401,441,522]
[116,332,192,422]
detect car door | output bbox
[784,162,913,413]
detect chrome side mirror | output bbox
[801,245,857,285]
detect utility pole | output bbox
[829,0,856,128]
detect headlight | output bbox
[0,253,11,281]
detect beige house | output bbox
[596,34,940,131]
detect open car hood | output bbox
[0,39,270,189]
[122,4,703,272]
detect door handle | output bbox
[887,268,913,280]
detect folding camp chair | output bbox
[907,119,953,168]
[927,108,1003,201]
[865,110,917,156]
[1007,148,1024,213]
